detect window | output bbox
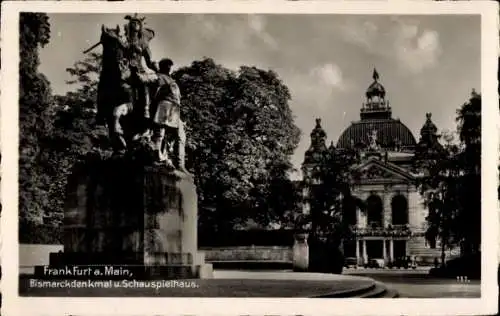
[366,195,383,227]
[391,195,409,225]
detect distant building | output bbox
[300,69,456,265]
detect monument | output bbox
[40,14,212,280]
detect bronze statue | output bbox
[93,24,135,152]
[123,14,158,122]
[85,14,187,172]
[367,129,379,151]
[89,14,157,150]
[147,58,187,171]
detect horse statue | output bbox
[86,19,188,172]
[92,24,158,153]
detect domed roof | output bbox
[337,119,417,149]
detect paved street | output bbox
[20,272,374,297]
[343,268,481,298]
[18,268,480,298]
[214,269,480,298]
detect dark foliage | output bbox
[455,92,481,254]
[305,147,363,246]
[173,59,301,230]
[19,224,62,244]
[300,145,364,273]
[415,92,481,262]
[19,13,55,226]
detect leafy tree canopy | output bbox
[173,59,301,230]
[301,146,364,246]
[415,91,481,258]
[19,13,55,225]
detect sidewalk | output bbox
[213,269,374,281]
[344,266,431,275]
[21,270,380,297]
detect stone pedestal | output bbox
[44,153,212,279]
[292,233,309,271]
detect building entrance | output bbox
[366,240,383,259]
[343,240,357,258]
[394,240,407,259]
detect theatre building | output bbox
[301,70,452,265]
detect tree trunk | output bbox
[441,239,446,267]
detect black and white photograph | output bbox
[1,1,498,315]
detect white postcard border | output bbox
[1,1,498,315]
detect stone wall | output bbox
[19,244,64,274]
[201,246,293,262]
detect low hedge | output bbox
[19,223,63,244]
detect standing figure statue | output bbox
[367,129,379,151]
[148,58,188,172]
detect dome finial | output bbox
[373,68,380,82]
[420,112,438,140]
[365,68,385,102]
[305,117,327,160]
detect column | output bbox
[356,239,360,265]
[389,239,394,262]
[383,194,392,228]
[355,207,359,229]
[382,238,387,264]
[362,239,368,264]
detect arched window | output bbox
[366,195,383,227]
[391,195,409,225]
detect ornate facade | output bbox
[301,69,449,265]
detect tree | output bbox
[420,133,461,265]
[455,91,481,254]
[63,52,101,106]
[42,53,110,220]
[415,91,482,264]
[299,145,364,273]
[19,13,54,225]
[174,59,301,231]
[306,148,355,240]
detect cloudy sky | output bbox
[39,13,480,178]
